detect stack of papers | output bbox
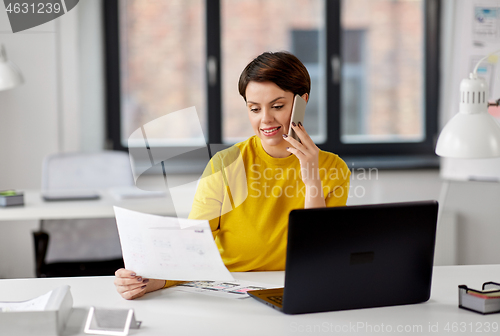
[173,280,279,299]
[459,282,500,314]
[0,290,53,312]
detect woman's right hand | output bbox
[114,268,151,300]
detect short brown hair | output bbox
[238,51,311,101]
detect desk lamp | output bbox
[435,49,500,158]
[0,44,24,91]
[434,50,500,266]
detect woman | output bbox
[114,51,350,300]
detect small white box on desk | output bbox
[0,285,73,336]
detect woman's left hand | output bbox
[282,122,320,187]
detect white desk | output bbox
[0,190,177,221]
[1,265,499,336]
[0,189,181,279]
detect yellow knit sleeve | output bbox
[324,155,351,207]
[162,280,187,289]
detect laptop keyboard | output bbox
[268,295,283,305]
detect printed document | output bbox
[171,280,280,299]
[114,207,233,281]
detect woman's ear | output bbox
[301,93,309,103]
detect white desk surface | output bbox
[0,190,177,221]
[1,265,500,336]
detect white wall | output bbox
[442,180,500,265]
[0,0,104,190]
[0,1,105,279]
[0,12,59,190]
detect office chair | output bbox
[33,151,134,277]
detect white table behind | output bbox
[0,190,177,221]
[0,190,179,279]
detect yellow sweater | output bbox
[188,135,350,272]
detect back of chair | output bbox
[42,151,134,191]
[35,151,133,277]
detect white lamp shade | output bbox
[0,45,24,91]
[435,111,500,158]
[436,73,500,159]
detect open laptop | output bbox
[248,200,438,314]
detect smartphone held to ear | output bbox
[288,95,307,142]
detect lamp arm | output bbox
[473,49,500,106]
[473,48,500,76]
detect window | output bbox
[115,0,206,146]
[342,29,368,140]
[220,0,326,144]
[105,0,440,166]
[341,0,425,144]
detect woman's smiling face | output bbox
[245,81,294,157]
